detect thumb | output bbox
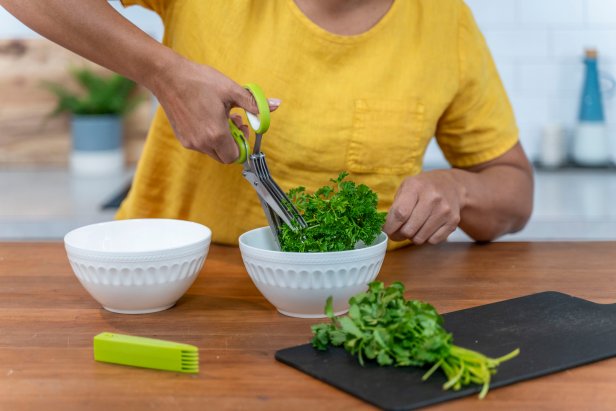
[229,84,259,114]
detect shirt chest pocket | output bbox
[346,99,426,175]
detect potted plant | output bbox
[44,68,142,176]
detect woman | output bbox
[1,0,533,247]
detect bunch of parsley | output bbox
[278,172,387,252]
[311,282,519,398]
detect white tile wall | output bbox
[485,30,551,59]
[587,0,616,26]
[461,0,518,28]
[551,29,616,58]
[425,0,616,167]
[519,0,584,27]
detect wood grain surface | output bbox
[1,242,615,411]
[0,39,151,167]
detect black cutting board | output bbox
[275,292,616,410]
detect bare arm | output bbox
[454,143,533,241]
[384,143,534,244]
[0,0,272,163]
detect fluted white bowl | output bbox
[64,219,211,314]
[239,227,388,318]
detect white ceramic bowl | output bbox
[64,219,211,314]
[239,227,388,318]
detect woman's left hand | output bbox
[383,170,466,245]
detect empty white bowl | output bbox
[64,219,211,314]
[239,227,388,318]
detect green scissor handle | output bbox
[230,83,271,164]
[229,119,249,164]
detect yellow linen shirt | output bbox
[118,0,519,247]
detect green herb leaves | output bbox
[44,68,142,116]
[311,281,520,398]
[278,172,387,252]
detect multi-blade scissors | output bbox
[228,83,307,247]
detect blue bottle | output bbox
[572,49,611,166]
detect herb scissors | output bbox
[228,83,307,246]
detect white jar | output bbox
[539,124,567,168]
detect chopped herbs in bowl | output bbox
[238,172,389,318]
[279,172,386,252]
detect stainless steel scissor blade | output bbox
[228,84,307,248]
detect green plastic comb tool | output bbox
[93,332,199,373]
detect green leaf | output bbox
[348,303,361,319]
[377,350,393,366]
[338,317,363,339]
[324,296,334,319]
[329,330,347,346]
[42,67,142,116]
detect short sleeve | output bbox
[435,2,518,168]
[120,0,169,17]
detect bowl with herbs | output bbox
[239,172,388,318]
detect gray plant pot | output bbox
[70,115,124,176]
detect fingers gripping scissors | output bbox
[228,83,307,247]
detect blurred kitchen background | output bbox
[2,0,616,241]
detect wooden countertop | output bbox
[1,242,615,410]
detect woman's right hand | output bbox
[149,56,280,163]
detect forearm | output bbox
[0,0,177,91]
[451,163,533,241]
